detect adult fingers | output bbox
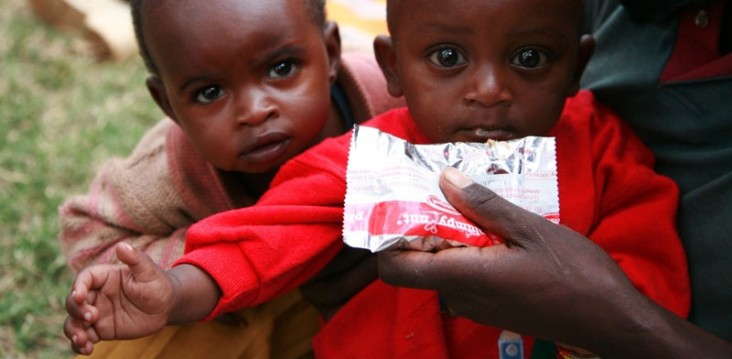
[378,244,506,291]
[380,167,565,290]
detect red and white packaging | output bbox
[343,125,559,252]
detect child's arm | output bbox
[64,242,220,355]
[179,135,354,318]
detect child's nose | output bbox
[463,66,513,107]
[235,90,278,126]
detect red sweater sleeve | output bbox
[555,91,690,318]
[176,134,352,319]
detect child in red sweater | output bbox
[64,0,690,358]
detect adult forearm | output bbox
[393,169,732,358]
[166,264,222,324]
[598,296,732,358]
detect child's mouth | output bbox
[242,137,291,164]
[473,127,515,142]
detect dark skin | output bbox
[144,0,373,316]
[300,245,377,320]
[63,0,357,354]
[63,0,591,353]
[372,0,732,357]
[373,0,594,354]
[144,0,344,190]
[376,0,592,144]
[67,0,720,356]
[379,168,732,358]
[312,0,730,356]
[308,0,595,322]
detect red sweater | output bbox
[179,90,689,358]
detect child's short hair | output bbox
[130,0,327,75]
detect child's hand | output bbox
[63,242,174,355]
[300,246,377,321]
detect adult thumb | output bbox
[439,167,546,247]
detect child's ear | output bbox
[568,34,596,96]
[373,35,403,97]
[145,76,178,123]
[323,21,342,85]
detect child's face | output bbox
[377,0,591,143]
[144,0,338,173]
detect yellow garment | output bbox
[76,291,319,359]
[328,0,387,35]
[327,0,387,53]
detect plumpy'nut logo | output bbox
[425,195,460,215]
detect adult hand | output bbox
[64,243,175,355]
[378,167,732,358]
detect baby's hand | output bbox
[63,243,174,355]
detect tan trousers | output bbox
[75,291,319,359]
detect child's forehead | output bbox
[142,0,326,74]
[144,0,317,31]
[387,0,582,35]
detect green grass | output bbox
[1,0,161,356]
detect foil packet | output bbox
[343,125,560,252]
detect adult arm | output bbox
[378,168,732,358]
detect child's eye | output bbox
[428,47,466,68]
[269,60,298,79]
[511,48,548,69]
[195,85,225,104]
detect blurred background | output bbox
[0,0,385,357]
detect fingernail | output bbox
[84,312,92,321]
[444,167,473,189]
[122,242,133,251]
[72,335,78,345]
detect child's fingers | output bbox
[80,341,94,356]
[64,302,101,355]
[72,337,94,356]
[65,290,92,322]
[68,274,102,320]
[115,242,163,282]
[72,265,111,304]
[70,279,89,305]
[86,326,101,343]
[64,316,93,355]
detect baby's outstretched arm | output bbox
[63,242,220,355]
